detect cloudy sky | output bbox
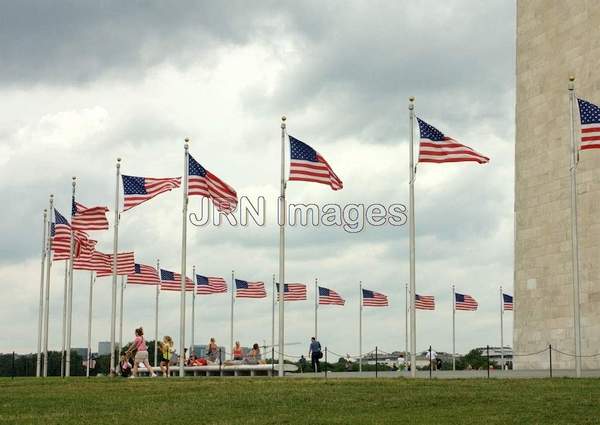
[0,0,515,359]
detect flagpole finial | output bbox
[281,115,286,130]
[116,158,121,170]
[408,96,415,110]
[49,194,53,199]
[569,76,575,91]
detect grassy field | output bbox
[1,377,600,424]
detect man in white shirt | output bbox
[425,349,437,371]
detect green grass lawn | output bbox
[1,377,599,424]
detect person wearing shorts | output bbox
[126,326,156,378]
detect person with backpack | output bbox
[308,337,322,373]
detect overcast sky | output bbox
[0,0,515,358]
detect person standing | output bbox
[158,335,173,377]
[426,349,437,371]
[308,337,322,373]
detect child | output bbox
[119,354,132,378]
[158,335,173,377]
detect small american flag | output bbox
[159,269,194,291]
[73,249,108,272]
[318,286,345,306]
[288,136,343,190]
[417,118,489,164]
[415,294,435,310]
[362,289,388,307]
[455,292,478,311]
[503,293,513,311]
[196,275,227,294]
[71,201,109,231]
[235,279,266,298]
[127,263,160,285]
[276,283,307,301]
[53,209,72,240]
[188,154,238,213]
[91,252,135,277]
[122,175,181,211]
[577,98,600,151]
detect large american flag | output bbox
[417,118,489,164]
[52,209,90,259]
[577,98,600,151]
[188,154,238,213]
[53,209,72,240]
[71,201,109,231]
[318,286,345,306]
[73,249,109,272]
[160,269,194,291]
[122,175,181,211]
[455,292,478,311]
[235,279,266,298]
[503,293,513,311]
[195,274,227,294]
[362,289,388,307]
[288,136,343,190]
[276,283,307,301]
[127,263,160,285]
[415,294,435,310]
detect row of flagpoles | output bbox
[35,78,599,377]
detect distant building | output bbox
[473,346,513,369]
[98,341,111,356]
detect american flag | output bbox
[577,98,600,151]
[95,252,136,277]
[415,294,435,310]
[455,292,478,311]
[288,136,343,191]
[276,283,307,301]
[235,279,266,298]
[53,209,72,240]
[127,263,160,285]
[73,249,110,272]
[188,154,238,213]
[417,118,489,164]
[503,293,513,311]
[122,175,181,211]
[159,269,194,291]
[318,286,345,306]
[362,289,388,307]
[195,274,227,294]
[52,209,89,259]
[71,201,109,231]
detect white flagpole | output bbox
[452,285,456,371]
[314,278,318,339]
[179,140,189,377]
[119,276,125,353]
[36,208,48,377]
[86,271,94,378]
[230,270,235,359]
[405,283,408,370]
[65,177,76,377]
[60,258,67,377]
[500,285,504,370]
[408,96,417,378]
[278,115,287,376]
[191,265,196,354]
[359,281,362,373]
[568,76,582,377]
[154,259,161,366]
[110,158,121,374]
[271,273,275,359]
[42,194,54,377]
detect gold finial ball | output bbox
[44,208,47,212]
[72,176,76,181]
[185,138,190,143]
[281,115,287,122]
[50,194,54,199]
[409,96,415,102]
[569,76,575,82]
[117,158,122,162]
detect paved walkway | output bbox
[289,369,600,379]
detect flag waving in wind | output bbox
[128,263,160,285]
[503,293,513,311]
[122,175,181,211]
[318,286,345,306]
[362,289,388,307]
[276,283,307,301]
[188,154,238,213]
[417,118,489,164]
[71,201,109,231]
[235,280,266,298]
[160,269,194,291]
[196,275,227,294]
[455,292,478,311]
[288,136,343,190]
[577,98,600,151]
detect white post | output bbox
[359,282,362,373]
[110,158,121,374]
[278,115,287,376]
[65,177,76,377]
[154,259,160,366]
[60,259,67,377]
[405,283,408,370]
[271,274,275,359]
[119,276,125,353]
[408,96,417,378]
[36,209,48,377]
[179,140,189,377]
[568,76,582,377]
[500,285,504,370]
[314,278,318,340]
[42,195,54,377]
[452,285,456,371]
[86,271,94,378]
[230,270,235,359]
[191,265,196,354]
